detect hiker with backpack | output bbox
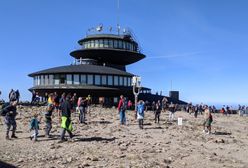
[117,95,126,125]
[45,93,55,138]
[137,100,145,129]
[9,89,16,102]
[1,101,18,140]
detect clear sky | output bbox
[0,0,248,105]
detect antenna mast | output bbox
[117,0,120,35]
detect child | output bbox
[30,112,40,141]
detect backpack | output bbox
[0,102,10,116]
[10,91,17,101]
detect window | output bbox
[118,40,123,49]
[49,75,54,85]
[99,39,103,48]
[119,76,123,86]
[81,74,86,85]
[124,77,127,86]
[102,75,107,85]
[109,40,113,48]
[95,40,99,48]
[114,40,118,48]
[107,75,113,86]
[123,41,126,49]
[74,74,80,85]
[95,75,101,85]
[114,76,119,86]
[60,74,66,84]
[33,77,36,86]
[45,75,49,85]
[40,75,44,85]
[37,76,41,85]
[54,74,60,85]
[128,77,131,86]
[114,97,118,103]
[66,74,72,85]
[127,43,130,50]
[104,39,108,48]
[90,40,94,48]
[87,74,93,85]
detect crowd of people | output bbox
[0,89,245,142]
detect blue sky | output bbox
[0,0,248,105]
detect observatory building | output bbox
[28,25,186,105]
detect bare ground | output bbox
[0,105,248,168]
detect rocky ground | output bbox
[0,105,248,168]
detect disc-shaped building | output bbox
[28,27,145,105]
[28,26,186,105]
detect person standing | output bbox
[137,100,145,129]
[78,97,87,124]
[168,102,175,122]
[155,100,162,124]
[203,107,213,134]
[117,95,126,125]
[2,101,18,140]
[59,94,73,142]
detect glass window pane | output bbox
[119,76,123,86]
[66,74,72,85]
[90,40,94,48]
[114,40,118,48]
[107,75,113,86]
[49,75,54,85]
[109,40,113,48]
[104,39,108,48]
[95,75,101,85]
[118,40,123,49]
[128,77,131,86]
[81,74,86,85]
[44,75,49,85]
[114,76,118,86]
[87,74,93,85]
[54,74,59,85]
[95,40,99,48]
[99,40,103,48]
[124,77,127,86]
[74,74,80,85]
[123,41,126,49]
[40,75,44,85]
[102,75,107,85]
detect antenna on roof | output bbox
[117,0,120,35]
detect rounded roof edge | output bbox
[78,34,137,45]
[28,64,134,77]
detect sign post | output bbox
[132,76,141,118]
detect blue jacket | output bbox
[137,103,145,117]
[30,118,39,130]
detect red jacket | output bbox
[117,98,124,111]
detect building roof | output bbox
[70,48,145,65]
[28,64,134,77]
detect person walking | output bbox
[2,101,18,140]
[137,100,145,129]
[117,95,126,125]
[29,112,40,141]
[59,94,73,142]
[45,94,55,138]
